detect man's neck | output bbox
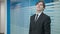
[36,11,43,14]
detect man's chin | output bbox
[37,10,41,11]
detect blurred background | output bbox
[10,0,60,34]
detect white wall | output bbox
[0,0,6,33]
[1,2,5,33]
[0,3,1,31]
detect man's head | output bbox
[36,1,45,12]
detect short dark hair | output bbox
[35,1,45,8]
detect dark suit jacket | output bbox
[29,12,51,34]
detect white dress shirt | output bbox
[35,11,43,20]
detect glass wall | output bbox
[10,0,60,34]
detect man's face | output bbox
[36,2,44,11]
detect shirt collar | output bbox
[36,11,43,17]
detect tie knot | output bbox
[36,14,38,17]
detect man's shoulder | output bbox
[43,13,51,23]
[43,13,50,18]
[30,14,36,17]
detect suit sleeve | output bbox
[43,16,51,34]
[29,16,32,34]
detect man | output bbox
[29,1,51,34]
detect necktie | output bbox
[35,14,38,21]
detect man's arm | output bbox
[29,16,32,34]
[44,16,51,34]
